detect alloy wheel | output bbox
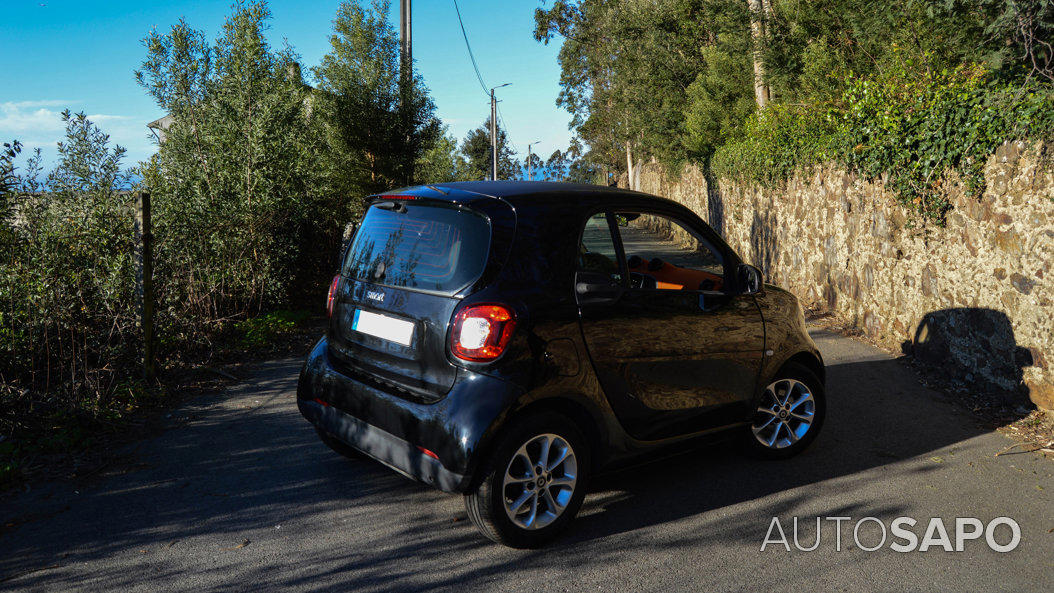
[502,433,578,530]
[752,378,816,449]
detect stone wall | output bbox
[629,141,1054,411]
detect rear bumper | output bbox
[298,398,466,492]
[297,337,523,493]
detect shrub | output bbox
[714,60,1054,222]
[1,113,143,465]
[234,310,311,349]
[712,101,838,184]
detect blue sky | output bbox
[0,0,571,170]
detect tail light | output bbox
[450,304,517,362]
[326,275,341,317]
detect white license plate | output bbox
[352,309,414,346]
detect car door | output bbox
[576,208,765,441]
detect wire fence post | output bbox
[134,191,156,383]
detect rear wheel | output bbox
[315,428,364,460]
[743,362,825,459]
[465,412,589,548]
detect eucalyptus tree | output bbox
[535,0,751,182]
[460,117,518,181]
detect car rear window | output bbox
[342,202,492,295]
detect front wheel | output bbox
[464,412,589,548]
[742,362,826,459]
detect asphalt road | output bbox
[2,328,1052,592]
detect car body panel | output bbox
[297,181,825,493]
[300,337,524,491]
[578,289,765,441]
[751,283,825,400]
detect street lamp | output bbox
[526,140,541,181]
[489,83,511,181]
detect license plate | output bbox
[352,309,414,346]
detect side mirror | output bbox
[575,271,622,304]
[737,263,763,295]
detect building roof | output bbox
[146,114,175,130]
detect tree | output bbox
[1,112,137,407]
[137,0,327,320]
[541,140,600,183]
[544,149,568,181]
[746,0,770,108]
[312,0,441,195]
[1,141,23,227]
[684,45,754,159]
[522,152,544,180]
[535,0,627,180]
[1,141,21,197]
[48,110,129,198]
[536,0,752,179]
[460,117,517,180]
[416,129,469,183]
[537,0,1051,173]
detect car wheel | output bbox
[743,362,825,459]
[315,428,364,460]
[464,412,590,548]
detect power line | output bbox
[451,0,489,97]
[450,1,520,172]
[495,102,520,156]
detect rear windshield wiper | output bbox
[375,201,407,213]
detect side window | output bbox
[578,212,621,281]
[615,211,725,292]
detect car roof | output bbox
[367,180,738,264]
[369,180,673,208]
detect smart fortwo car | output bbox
[298,181,825,548]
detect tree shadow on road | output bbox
[0,332,1031,592]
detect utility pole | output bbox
[400,0,413,182]
[489,83,511,181]
[490,89,497,181]
[527,140,540,181]
[133,191,156,383]
[400,0,411,65]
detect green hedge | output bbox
[714,63,1054,222]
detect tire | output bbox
[742,362,826,459]
[464,412,590,548]
[315,427,364,460]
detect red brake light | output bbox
[450,304,517,362]
[416,445,440,460]
[326,275,341,317]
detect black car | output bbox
[298,181,825,547]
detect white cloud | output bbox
[0,102,67,134]
[85,114,135,122]
[0,101,156,168]
[3,99,75,109]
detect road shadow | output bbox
[0,333,1024,591]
